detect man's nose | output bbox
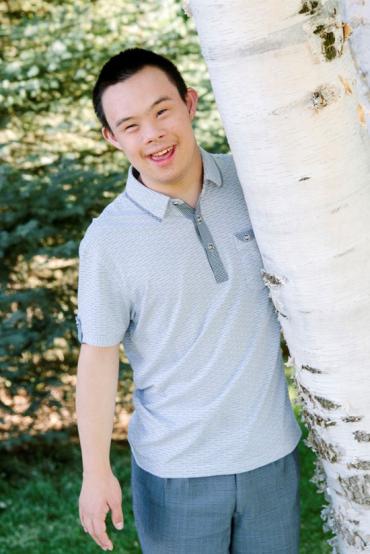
[142,121,165,143]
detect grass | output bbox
[297,416,333,553]
[0,418,333,554]
[0,437,140,554]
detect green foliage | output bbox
[0,0,227,445]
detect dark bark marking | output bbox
[302,408,336,428]
[311,84,339,110]
[302,364,322,374]
[354,431,370,442]
[323,31,337,60]
[311,7,344,62]
[338,474,370,506]
[342,415,363,423]
[306,428,341,463]
[313,24,325,34]
[347,460,370,471]
[297,382,341,412]
[299,1,319,15]
[314,395,341,410]
[261,270,284,287]
[298,383,315,403]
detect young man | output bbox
[76,48,302,553]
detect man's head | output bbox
[92,48,188,132]
[92,48,201,192]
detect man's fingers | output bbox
[92,516,113,551]
[81,509,113,551]
[79,509,88,533]
[84,519,97,545]
[110,502,124,530]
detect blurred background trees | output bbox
[0,0,228,449]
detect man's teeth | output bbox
[152,147,172,158]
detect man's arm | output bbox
[76,343,124,552]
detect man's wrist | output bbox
[82,464,112,477]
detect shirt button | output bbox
[196,216,202,224]
[243,234,250,241]
[208,243,215,250]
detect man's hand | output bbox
[79,469,124,551]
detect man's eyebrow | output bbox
[114,96,173,129]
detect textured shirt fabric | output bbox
[76,147,302,478]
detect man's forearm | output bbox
[76,343,120,475]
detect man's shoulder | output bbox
[205,149,240,186]
[206,149,233,162]
[206,149,236,169]
[79,192,133,255]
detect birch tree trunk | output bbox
[187,0,370,551]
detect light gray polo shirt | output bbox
[76,147,301,478]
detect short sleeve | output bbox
[76,233,130,346]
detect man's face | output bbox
[101,65,199,190]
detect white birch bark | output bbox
[187,0,370,552]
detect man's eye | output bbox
[124,124,137,131]
[157,109,167,116]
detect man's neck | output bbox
[135,147,203,209]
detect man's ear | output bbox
[185,88,198,120]
[102,126,123,151]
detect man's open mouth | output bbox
[149,145,176,162]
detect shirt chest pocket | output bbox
[233,227,266,291]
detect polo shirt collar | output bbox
[201,147,222,189]
[124,147,223,221]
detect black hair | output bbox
[92,48,188,131]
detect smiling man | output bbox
[76,48,302,554]
[101,66,202,206]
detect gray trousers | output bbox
[131,446,300,553]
